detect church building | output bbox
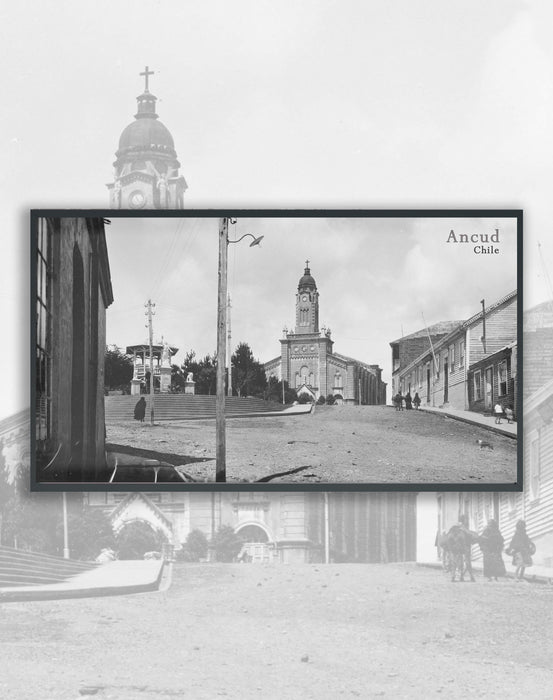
[106,66,187,209]
[264,263,386,405]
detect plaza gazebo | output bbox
[126,340,178,395]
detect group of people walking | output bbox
[479,519,535,581]
[393,391,421,411]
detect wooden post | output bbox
[216,219,228,482]
[62,492,69,559]
[324,492,330,564]
[227,294,232,397]
[146,299,156,425]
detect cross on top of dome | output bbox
[140,66,154,93]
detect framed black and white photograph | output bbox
[32,210,521,491]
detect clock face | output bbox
[129,190,146,209]
[302,295,308,302]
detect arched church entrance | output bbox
[115,519,168,559]
[235,523,274,563]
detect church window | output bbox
[300,366,310,385]
[335,372,343,388]
[36,218,52,445]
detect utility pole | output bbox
[216,219,229,481]
[215,219,264,482]
[145,299,156,425]
[324,492,330,564]
[62,492,69,559]
[227,294,232,397]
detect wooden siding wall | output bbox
[467,296,517,367]
[312,493,417,563]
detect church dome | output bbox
[116,88,177,159]
[118,117,176,156]
[298,263,316,290]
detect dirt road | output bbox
[107,405,517,483]
[1,562,551,699]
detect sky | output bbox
[1,0,553,418]
[105,215,518,379]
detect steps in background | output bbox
[0,545,98,588]
[106,394,287,422]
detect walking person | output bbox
[134,396,146,422]
[413,392,421,410]
[479,518,506,581]
[494,402,503,424]
[506,520,535,581]
[504,404,514,423]
[404,391,412,410]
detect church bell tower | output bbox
[295,261,319,334]
[107,67,187,209]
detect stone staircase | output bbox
[105,394,287,422]
[0,545,98,588]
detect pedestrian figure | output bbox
[134,396,146,422]
[404,392,412,410]
[506,520,535,581]
[504,404,514,423]
[493,402,503,424]
[397,392,404,410]
[413,392,421,409]
[479,519,506,581]
[393,392,402,411]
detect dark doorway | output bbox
[443,360,449,403]
[426,367,431,403]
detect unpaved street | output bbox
[107,405,517,483]
[0,563,551,699]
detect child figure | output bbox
[506,520,535,581]
[493,402,503,424]
[504,405,514,424]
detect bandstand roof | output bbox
[126,343,178,356]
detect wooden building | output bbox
[34,217,114,481]
[435,302,553,570]
[392,290,517,411]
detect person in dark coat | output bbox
[404,392,412,410]
[506,520,535,581]
[479,519,506,581]
[413,392,421,409]
[134,396,146,422]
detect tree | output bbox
[56,507,116,560]
[170,364,186,392]
[179,529,209,562]
[231,342,267,397]
[105,345,134,392]
[181,350,217,395]
[211,525,243,562]
[264,377,297,405]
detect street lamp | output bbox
[216,218,263,482]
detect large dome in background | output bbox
[117,117,176,156]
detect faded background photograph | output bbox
[3,1,553,698]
